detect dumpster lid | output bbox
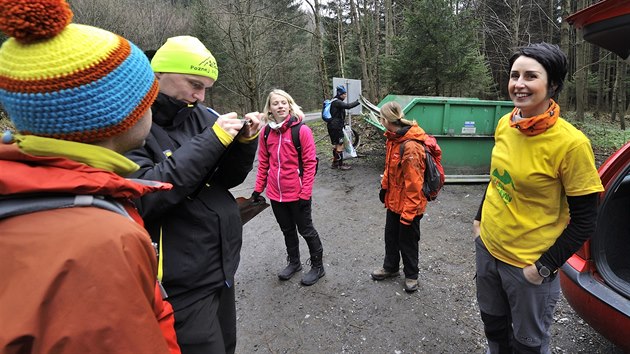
[566,0,630,61]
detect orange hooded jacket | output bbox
[381,124,428,224]
[0,144,180,354]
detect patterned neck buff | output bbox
[509,99,559,136]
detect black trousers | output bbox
[173,285,236,354]
[270,199,322,256]
[383,209,421,279]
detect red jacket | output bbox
[0,143,180,354]
[254,115,318,201]
[381,124,428,224]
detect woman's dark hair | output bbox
[508,42,568,99]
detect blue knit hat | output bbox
[336,85,347,96]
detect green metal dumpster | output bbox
[363,95,514,178]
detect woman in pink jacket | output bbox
[251,89,324,286]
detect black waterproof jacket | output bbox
[126,93,257,310]
[329,98,360,129]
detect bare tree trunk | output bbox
[511,0,521,50]
[384,0,393,57]
[337,3,345,78]
[548,0,554,43]
[305,0,329,98]
[602,59,610,111]
[575,19,586,122]
[373,0,382,98]
[612,59,620,123]
[596,48,605,112]
[620,61,627,130]
[349,0,372,100]
[559,0,571,109]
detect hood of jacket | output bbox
[384,123,427,144]
[0,143,171,198]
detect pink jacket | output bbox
[254,115,317,202]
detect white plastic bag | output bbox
[342,125,357,159]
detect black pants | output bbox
[173,285,236,354]
[270,199,322,257]
[383,209,421,279]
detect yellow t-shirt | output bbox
[480,114,604,268]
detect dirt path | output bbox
[232,134,621,353]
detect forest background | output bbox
[0,0,628,151]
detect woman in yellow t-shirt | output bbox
[472,43,604,353]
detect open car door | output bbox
[561,1,630,350]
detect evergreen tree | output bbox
[388,0,493,98]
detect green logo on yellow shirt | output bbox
[491,169,515,204]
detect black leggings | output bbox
[270,199,322,256]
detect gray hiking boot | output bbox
[404,278,418,293]
[278,260,302,280]
[371,268,400,281]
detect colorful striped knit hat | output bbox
[0,0,158,143]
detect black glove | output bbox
[379,188,387,203]
[251,191,265,204]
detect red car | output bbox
[561,1,630,351]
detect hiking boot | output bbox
[301,254,325,286]
[301,265,325,286]
[331,148,340,169]
[278,261,302,280]
[404,278,418,293]
[371,268,399,281]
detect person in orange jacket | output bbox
[0,0,180,352]
[371,102,428,293]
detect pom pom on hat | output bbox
[0,0,158,143]
[0,0,73,43]
[151,36,219,81]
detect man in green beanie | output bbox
[126,36,263,354]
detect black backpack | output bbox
[263,122,319,177]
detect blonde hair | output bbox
[380,101,415,126]
[262,89,304,123]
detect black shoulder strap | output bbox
[0,194,131,220]
[149,123,178,160]
[263,124,271,141]
[291,123,304,177]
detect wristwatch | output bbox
[535,261,551,278]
